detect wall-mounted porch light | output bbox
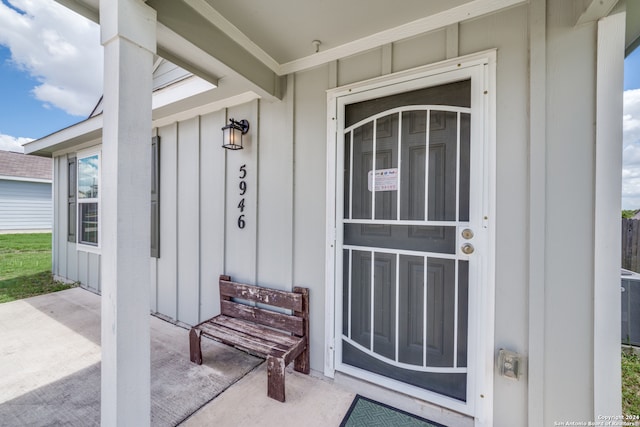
[221,118,250,150]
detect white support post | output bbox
[99,1,156,425]
[594,9,625,419]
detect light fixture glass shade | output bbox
[221,119,249,150]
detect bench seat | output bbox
[189,275,309,402]
[196,315,306,364]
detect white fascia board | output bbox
[152,75,217,110]
[279,0,527,75]
[23,115,103,156]
[55,0,99,24]
[0,175,52,184]
[576,0,619,26]
[152,91,259,128]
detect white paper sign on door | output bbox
[368,168,398,192]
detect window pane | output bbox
[78,155,99,199]
[67,157,76,243]
[80,203,98,245]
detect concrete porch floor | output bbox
[0,287,355,426]
[181,363,355,426]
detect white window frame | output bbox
[76,148,101,253]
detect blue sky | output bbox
[0,44,82,139]
[0,0,102,151]
[627,48,640,90]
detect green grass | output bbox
[623,350,640,416]
[0,233,75,303]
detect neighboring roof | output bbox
[87,59,194,118]
[0,150,52,181]
[24,60,218,157]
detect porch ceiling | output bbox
[57,0,638,99]
[58,0,535,99]
[201,0,473,65]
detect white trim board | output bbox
[280,0,521,75]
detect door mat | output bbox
[340,395,447,427]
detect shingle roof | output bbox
[0,150,52,181]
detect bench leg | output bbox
[189,328,203,365]
[267,356,286,402]
[294,342,310,375]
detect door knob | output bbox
[461,243,474,254]
[461,228,474,240]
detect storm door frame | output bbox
[324,50,496,421]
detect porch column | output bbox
[99,1,156,425]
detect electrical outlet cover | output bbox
[498,349,522,380]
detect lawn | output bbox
[0,233,75,303]
[624,349,640,416]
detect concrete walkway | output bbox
[0,288,355,426]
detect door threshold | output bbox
[333,370,474,427]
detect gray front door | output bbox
[339,79,474,402]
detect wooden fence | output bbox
[623,218,640,272]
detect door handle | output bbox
[461,243,474,255]
[461,228,474,240]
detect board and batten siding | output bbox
[50,7,530,421]
[153,101,265,326]
[0,179,52,230]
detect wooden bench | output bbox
[189,275,309,402]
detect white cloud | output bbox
[624,89,640,148]
[0,133,32,153]
[0,0,103,117]
[623,89,640,209]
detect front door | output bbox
[332,65,490,414]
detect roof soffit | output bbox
[56,0,530,81]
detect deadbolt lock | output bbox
[461,243,474,255]
[461,228,474,240]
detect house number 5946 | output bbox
[238,164,247,229]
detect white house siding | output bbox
[0,179,52,231]
[459,6,530,426]
[46,1,621,424]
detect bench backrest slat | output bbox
[221,300,304,336]
[218,276,308,337]
[220,278,303,312]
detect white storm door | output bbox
[332,65,490,416]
